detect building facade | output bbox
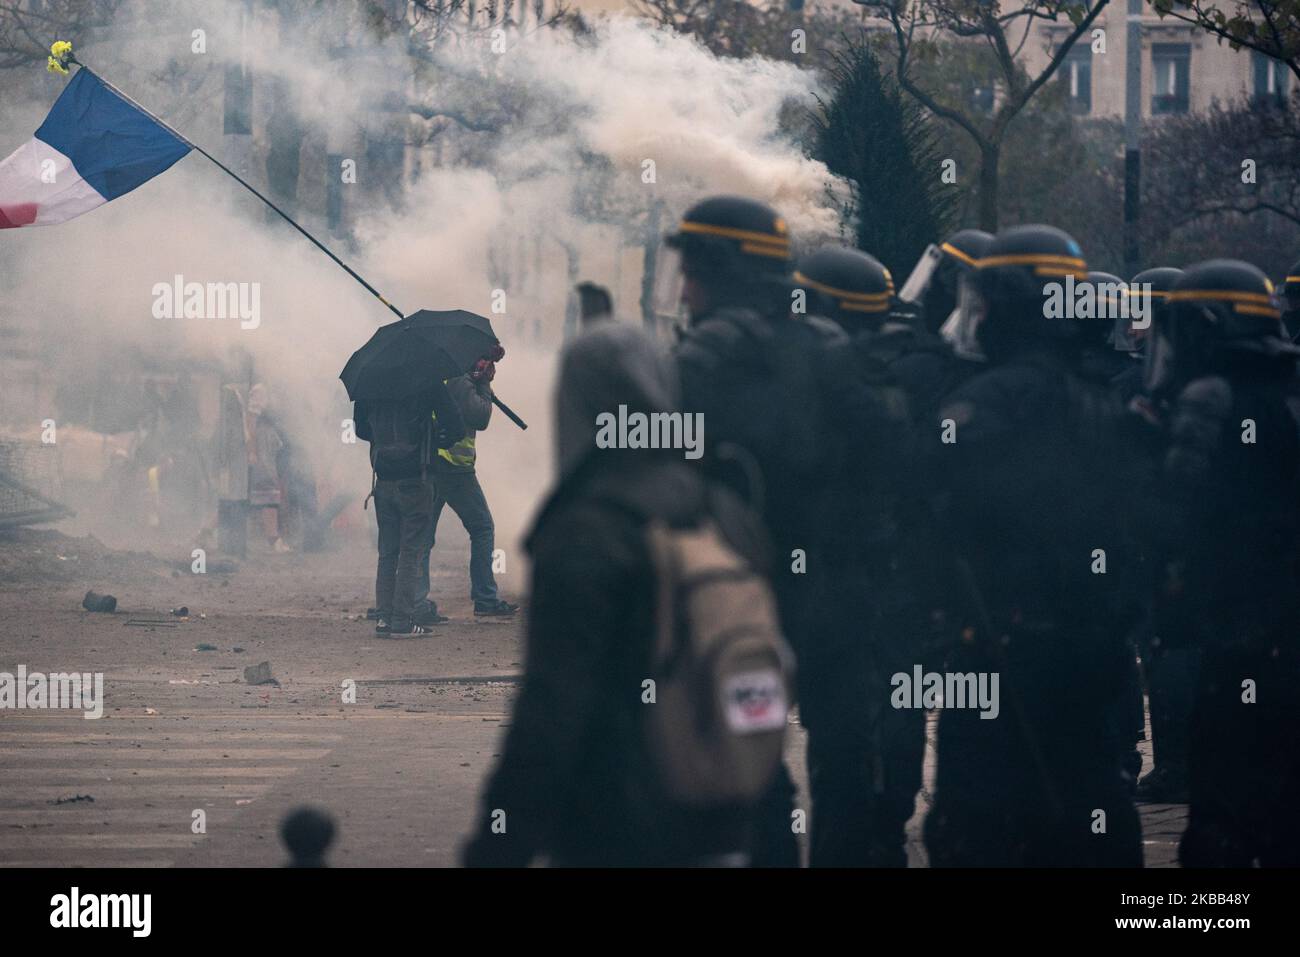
[570,0,1288,117]
[1028,8,1289,119]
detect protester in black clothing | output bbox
[355,384,463,637]
[462,324,776,866]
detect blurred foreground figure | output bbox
[791,246,926,866]
[1145,261,1300,866]
[463,324,791,867]
[923,225,1144,867]
[281,806,336,867]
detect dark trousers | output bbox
[417,469,499,605]
[1180,646,1300,867]
[800,561,926,867]
[807,702,925,868]
[374,477,435,626]
[924,790,1143,867]
[1146,647,1200,773]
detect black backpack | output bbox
[366,396,433,479]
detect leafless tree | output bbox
[853,0,1109,230]
[0,0,123,71]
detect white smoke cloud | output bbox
[0,2,847,574]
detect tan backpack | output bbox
[642,518,794,807]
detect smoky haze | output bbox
[0,2,848,582]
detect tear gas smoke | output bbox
[0,3,849,583]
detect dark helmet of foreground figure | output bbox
[1145,259,1298,394]
[794,246,894,328]
[970,224,1088,358]
[664,195,792,282]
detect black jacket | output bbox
[927,348,1148,806]
[674,306,905,643]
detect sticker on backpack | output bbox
[723,668,787,734]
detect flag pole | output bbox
[66,52,405,322]
[56,48,527,429]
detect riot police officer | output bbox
[922,224,1145,867]
[789,245,931,866]
[896,228,994,335]
[1079,271,1130,383]
[798,245,960,420]
[1146,260,1300,866]
[1113,267,1183,407]
[670,198,908,866]
[1104,266,1193,803]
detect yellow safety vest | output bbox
[431,400,477,469]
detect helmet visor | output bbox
[897,244,943,305]
[941,275,987,362]
[650,244,688,326]
[1142,320,1177,396]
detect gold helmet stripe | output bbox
[840,300,893,314]
[1166,289,1276,306]
[739,240,793,259]
[677,220,790,247]
[940,242,980,267]
[793,271,894,303]
[977,253,1088,271]
[1233,303,1283,318]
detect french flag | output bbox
[0,69,191,229]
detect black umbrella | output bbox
[339,309,527,429]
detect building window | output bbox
[1061,46,1092,114]
[1253,51,1290,107]
[1151,43,1191,114]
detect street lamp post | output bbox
[1123,0,1143,276]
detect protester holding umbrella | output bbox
[418,343,519,621]
[342,310,515,637]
